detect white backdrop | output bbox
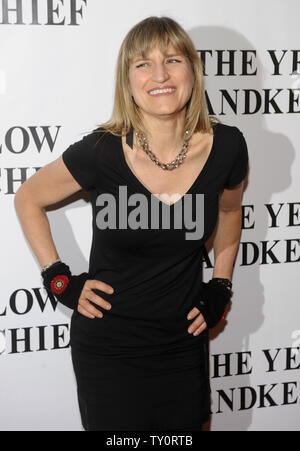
[1,0,299,431]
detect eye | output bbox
[136,59,182,68]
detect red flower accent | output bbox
[50,274,70,294]
[221,310,227,321]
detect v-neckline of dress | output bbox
[118,123,220,208]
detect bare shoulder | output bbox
[188,127,214,161]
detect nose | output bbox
[152,62,170,82]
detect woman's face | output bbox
[128,43,195,119]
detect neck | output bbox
[135,110,190,161]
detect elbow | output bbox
[14,185,23,208]
[14,187,25,216]
[14,184,46,214]
[14,183,31,211]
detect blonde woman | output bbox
[14,16,249,431]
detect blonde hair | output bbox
[90,16,220,141]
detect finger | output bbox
[187,313,206,334]
[78,298,104,318]
[192,321,207,336]
[84,289,112,311]
[187,307,200,320]
[77,304,103,319]
[86,279,114,294]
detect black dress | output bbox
[61,122,249,431]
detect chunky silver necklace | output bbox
[135,130,191,171]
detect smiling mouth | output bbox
[148,88,176,96]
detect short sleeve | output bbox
[62,132,100,191]
[224,128,249,188]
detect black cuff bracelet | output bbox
[211,277,232,290]
[198,279,232,329]
[41,261,90,310]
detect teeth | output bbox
[149,88,176,95]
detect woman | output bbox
[14,16,249,431]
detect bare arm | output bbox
[186,180,246,335]
[212,181,245,280]
[14,154,114,318]
[14,156,83,269]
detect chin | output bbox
[148,105,179,115]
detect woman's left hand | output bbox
[187,279,231,333]
[186,307,207,336]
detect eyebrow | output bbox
[133,53,183,63]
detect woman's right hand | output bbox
[77,279,114,319]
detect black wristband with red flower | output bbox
[41,261,90,310]
[198,279,232,329]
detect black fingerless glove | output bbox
[41,261,90,310]
[198,279,232,329]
